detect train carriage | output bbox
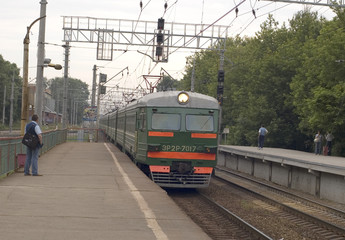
[99,91,220,188]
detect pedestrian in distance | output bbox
[24,114,43,176]
[314,131,323,155]
[325,132,334,156]
[258,125,268,150]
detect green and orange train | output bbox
[99,91,220,188]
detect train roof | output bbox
[128,91,220,109]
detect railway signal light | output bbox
[100,73,107,83]
[100,86,106,94]
[218,70,224,82]
[156,46,163,56]
[217,70,224,106]
[157,32,164,44]
[217,85,224,95]
[158,18,165,30]
[154,18,168,62]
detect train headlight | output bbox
[177,92,189,104]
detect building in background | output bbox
[27,84,61,124]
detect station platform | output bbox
[0,143,210,240]
[218,145,345,205]
[219,145,345,176]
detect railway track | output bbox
[209,167,345,239]
[168,189,273,240]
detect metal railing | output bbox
[66,128,107,142]
[0,129,65,177]
[0,128,107,178]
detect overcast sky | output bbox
[0,0,335,92]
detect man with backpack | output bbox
[24,114,43,176]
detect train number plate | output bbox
[161,145,197,152]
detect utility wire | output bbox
[237,2,292,36]
[170,0,246,56]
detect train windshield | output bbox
[152,113,181,130]
[186,115,214,132]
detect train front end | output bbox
[141,91,220,188]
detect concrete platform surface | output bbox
[219,145,345,176]
[0,143,210,240]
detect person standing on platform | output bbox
[24,114,43,176]
[314,131,323,155]
[325,132,334,156]
[258,125,268,150]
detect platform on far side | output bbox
[0,142,210,240]
[219,145,345,176]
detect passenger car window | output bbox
[152,113,180,130]
[186,115,214,131]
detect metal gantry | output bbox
[62,16,229,61]
[62,16,230,114]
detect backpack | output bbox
[22,123,39,149]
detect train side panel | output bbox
[124,108,136,156]
[116,110,126,149]
[136,107,148,163]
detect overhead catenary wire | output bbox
[169,0,246,56]
[237,2,293,36]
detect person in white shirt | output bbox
[258,125,268,150]
[24,114,43,176]
[325,132,334,156]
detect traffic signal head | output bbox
[100,73,107,83]
[218,70,224,82]
[157,33,164,44]
[158,18,165,30]
[100,86,106,94]
[217,85,224,95]
[156,46,163,56]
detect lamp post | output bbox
[41,58,62,125]
[20,16,46,136]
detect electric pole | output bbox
[191,57,196,92]
[9,72,14,132]
[91,65,97,107]
[2,86,6,125]
[35,0,47,125]
[62,42,70,129]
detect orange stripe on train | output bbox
[148,131,174,137]
[149,166,213,174]
[193,167,213,174]
[191,133,217,139]
[149,165,170,173]
[147,151,216,160]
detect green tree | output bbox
[0,55,22,128]
[48,77,89,125]
[291,13,345,155]
[180,10,345,155]
[182,49,220,97]
[224,15,303,149]
[156,75,180,91]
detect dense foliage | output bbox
[180,9,345,156]
[48,77,89,125]
[0,55,22,129]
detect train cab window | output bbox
[152,113,180,130]
[186,115,214,132]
